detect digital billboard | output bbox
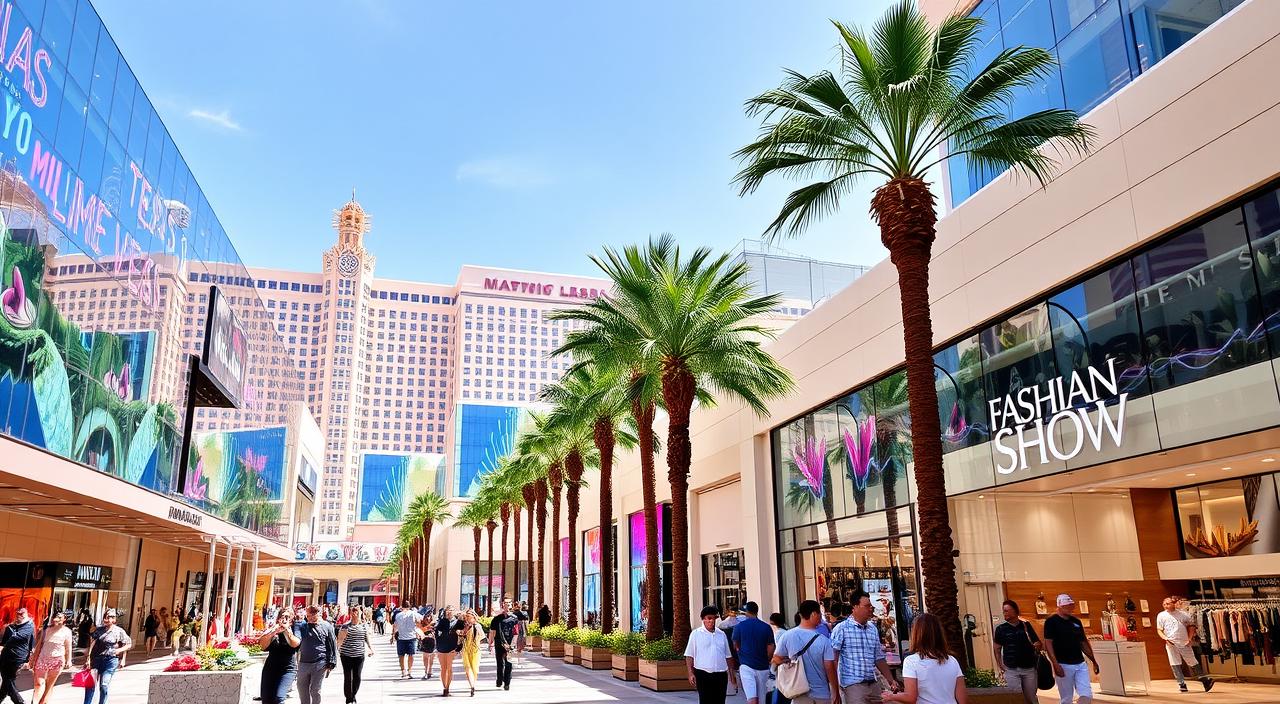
[187,426,287,537]
[358,452,445,522]
[453,404,534,497]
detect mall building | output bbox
[550,0,1280,690]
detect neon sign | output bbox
[988,358,1128,474]
[482,277,604,300]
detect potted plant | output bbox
[638,637,693,692]
[540,624,567,658]
[578,629,612,670]
[148,645,257,704]
[563,627,586,665]
[609,631,642,682]
[528,623,543,651]
[963,668,1024,704]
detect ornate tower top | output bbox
[332,189,371,249]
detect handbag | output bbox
[72,669,95,689]
[1024,622,1053,691]
[775,633,820,699]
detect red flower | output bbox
[164,655,201,672]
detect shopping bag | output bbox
[1036,654,1055,691]
[72,669,95,689]
[776,634,819,699]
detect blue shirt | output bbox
[731,615,775,670]
[815,620,831,638]
[774,627,835,700]
[830,618,883,687]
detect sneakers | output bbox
[1201,676,1215,692]
[1179,685,1189,693]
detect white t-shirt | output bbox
[902,653,963,704]
[683,626,732,673]
[1156,610,1191,645]
[393,609,419,640]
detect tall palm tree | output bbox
[404,492,450,605]
[514,414,557,619]
[521,480,537,606]
[734,0,1092,653]
[456,501,493,612]
[539,384,598,629]
[489,458,524,605]
[558,237,794,649]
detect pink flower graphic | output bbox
[791,437,826,499]
[945,402,967,441]
[184,457,209,501]
[103,363,131,401]
[842,415,876,490]
[0,266,34,328]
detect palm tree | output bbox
[403,492,450,605]
[521,480,537,606]
[456,501,493,612]
[539,381,598,629]
[489,458,525,606]
[557,236,794,649]
[734,0,1092,653]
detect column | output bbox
[228,545,244,634]
[337,578,349,608]
[286,571,296,609]
[243,547,260,632]
[217,542,233,638]
[199,538,218,646]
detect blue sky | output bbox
[93,0,896,283]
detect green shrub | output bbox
[564,626,592,645]
[580,630,611,649]
[964,668,1001,689]
[640,637,682,661]
[541,624,567,641]
[478,616,492,630]
[528,623,542,637]
[608,631,644,656]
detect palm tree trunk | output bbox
[594,417,615,635]
[661,363,696,651]
[535,478,548,614]
[550,463,563,622]
[471,526,482,611]
[565,450,584,628]
[872,176,962,657]
[423,523,434,606]
[512,503,522,604]
[634,398,664,641]
[500,504,511,605]
[522,484,536,607]
[486,520,497,616]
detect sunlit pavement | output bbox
[11,636,699,704]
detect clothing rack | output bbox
[1189,598,1280,608]
[1187,597,1280,684]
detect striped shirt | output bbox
[830,618,883,687]
[339,623,369,658]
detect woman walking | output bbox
[459,610,485,697]
[257,610,301,704]
[80,609,132,704]
[418,609,436,681]
[883,613,967,704]
[337,608,374,704]
[434,607,460,697]
[31,611,72,704]
[143,609,159,654]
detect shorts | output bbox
[739,665,771,700]
[1054,661,1092,704]
[396,638,417,657]
[32,656,64,677]
[420,637,436,654]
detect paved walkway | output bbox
[7,639,1277,703]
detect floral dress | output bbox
[32,626,72,676]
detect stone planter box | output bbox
[563,643,580,665]
[639,658,694,692]
[579,646,612,670]
[612,653,639,681]
[542,639,565,658]
[148,667,258,704]
[966,686,1025,704]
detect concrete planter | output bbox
[966,685,1025,704]
[639,658,694,692]
[542,639,565,657]
[611,653,639,681]
[148,667,256,704]
[579,646,612,670]
[563,643,580,665]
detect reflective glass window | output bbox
[1129,0,1235,72]
[999,0,1056,51]
[1133,208,1268,391]
[1049,0,1109,41]
[66,0,97,90]
[980,304,1057,415]
[867,371,912,514]
[935,335,989,453]
[1047,259,1151,399]
[1056,0,1131,114]
[1242,188,1280,352]
[88,25,117,118]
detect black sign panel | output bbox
[200,287,247,408]
[54,563,113,590]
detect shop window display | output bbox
[702,550,746,615]
[628,505,673,635]
[1176,473,1280,558]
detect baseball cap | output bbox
[1056,594,1075,607]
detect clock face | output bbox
[338,253,359,277]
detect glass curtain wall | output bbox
[628,504,673,634]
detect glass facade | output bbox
[452,403,531,497]
[1176,472,1280,559]
[0,0,304,537]
[948,0,1244,207]
[628,504,672,635]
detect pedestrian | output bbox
[993,600,1041,704]
[513,602,529,668]
[75,610,92,650]
[373,605,386,636]
[434,607,461,697]
[157,608,170,649]
[31,610,72,704]
[685,606,738,704]
[488,598,520,691]
[771,600,836,704]
[418,609,436,681]
[337,606,374,704]
[166,610,182,654]
[814,604,832,639]
[830,591,900,704]
[536,604,552,629]
[1156,597,1212,693]
[768,613,787,637]
[295,605,337,704]
[144,609,159,654]
[1043,594,1099,704]
[460,609,485,697]
[80,609,131,704]
[882,613,965,704]
[258,609,302,704]
[733,602,775,704]
[0,607,35,704]
[391,601,419,679]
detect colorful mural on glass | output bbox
[187,426,287,538]
[0,207,179,495]
[628,506,670,633]
[583,526,601,625]
[358,452,445,522]
[454,404,535,497]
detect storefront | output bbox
[628,505,672,634]
[0,561,120,632]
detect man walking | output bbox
[686,606,737,704]
[772,600,838,704]
[1156,597,1213,693]
[831,591,899,704]
[1043,594,1100,704]
[488,598,520,691]
[392,601,418,679]
[732,602,775,704]
[373,604,386,636]
[0,608,35,704]
[294,606,336,704]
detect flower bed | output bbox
[151,647,258,704]
[609,632,643,682]
[577,630,612,670]
[540,624,566,658]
